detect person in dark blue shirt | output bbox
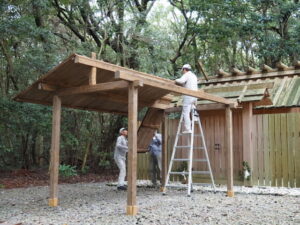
[148,130,162,186]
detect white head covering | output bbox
[119,127,126,133]
[182,64,192,70]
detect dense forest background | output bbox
[1,0,299,173]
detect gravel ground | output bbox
[0,181,299,225]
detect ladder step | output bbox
[170,171,210,175]
[173,158,207,162]
[178,133,202,136]
[175,146,205,149]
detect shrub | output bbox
[59,164,78,177]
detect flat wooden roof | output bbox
[14,53,235,114]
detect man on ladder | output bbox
[175,64,198,133]
[163,64,216,196]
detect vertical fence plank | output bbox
[268,114,276,186]
[274,114,282,186]
[263,114,270,186]
[287,113,295,187]
[295,114,300,187]
[252,115,258,185]
[281,114,289,187]
[257,115,264,185]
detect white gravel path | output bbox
[0,181,299,225]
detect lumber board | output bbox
[115,71,236,106]
[57,80,129,96]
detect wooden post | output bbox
[49,95,61,207]
[242,103,253,186]
[127,82,138,215]
[225,106,234,197]
[89,52,97,85]
[160,112,168,192]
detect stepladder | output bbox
[163,106,216,196]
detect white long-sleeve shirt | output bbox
[114,135,128,158]
[175,71,198,104]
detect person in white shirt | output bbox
[175,64,198,133]
[114,128,128,190]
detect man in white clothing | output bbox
[114,127,128,190]
[175,64,198,133]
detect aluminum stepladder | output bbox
[163,106,216,196]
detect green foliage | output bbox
[59,164,78,177]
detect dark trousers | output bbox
[149,153,161,185]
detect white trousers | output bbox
[182,97,197,131]
[114,155,126,187]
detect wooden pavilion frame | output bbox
[14,53,237,215]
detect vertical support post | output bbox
[49,95,61,206]
[161,112,168,192]
[127,82,138,215]
[225,106,234,197]
[89,52,97,85]
[242,103,253,185]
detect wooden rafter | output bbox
[115,71,236,106]
[57,80,129,96]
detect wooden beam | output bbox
[261,64,275,73]
[49,95,61,207]
[89,52,97,85]
[217,69,231,77]
[38,83,58,91]
[293,60,300,68]
[115,71,236,106]
[73,55,235,106]
[276,62,290,71]
[57,80,128,96]
[231,68,245,76]
[74,54,172,83]
[225,106,234,197]
[242,103,253,186]
[165,103,228,113]
[197,60,209,81]
[246,66,259,74]
[199,69,300,85]
[127,82,138,216]
[253,107,300,114]
[161,112,168,192]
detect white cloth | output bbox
[175,71,198,131]
[114,135,128,186]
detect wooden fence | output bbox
[137,112,300,187]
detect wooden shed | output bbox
[14,53,237,215]
[139,62,300,188]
